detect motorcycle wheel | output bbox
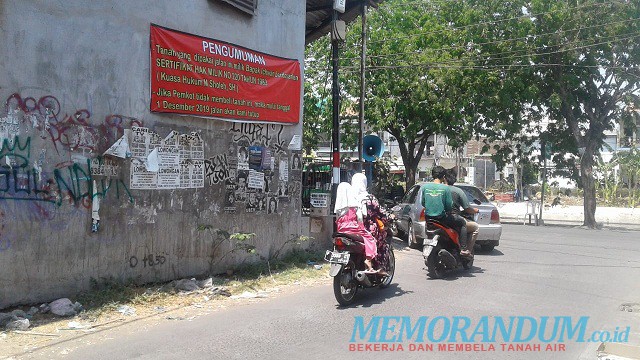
[333,261,358,306]
[426,249,445,279]
[379,247,395,288]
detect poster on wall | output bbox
[149,24,301,124]
[156,146,181,189]
[130,163,158,189]
[191,159,205,188]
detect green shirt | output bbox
[421,182,452,218]
[449,185,470,215]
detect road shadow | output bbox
[335,283,412,309]
[424,265,486,282]
[474,248,504,256]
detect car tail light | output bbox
[491,209,500,223]
[419,208,425,222]
[334,237,345,250]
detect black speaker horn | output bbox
[362,134,384,162]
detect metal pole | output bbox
[540,141,546,223]
[357,2,367,172]
[331,10,341,185]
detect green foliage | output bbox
[198,226,257,271]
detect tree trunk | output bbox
[405,162,417,190]
[580,154,598,228]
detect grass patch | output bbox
[73,250,328,320]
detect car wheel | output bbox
[406,222,420,249]
[480,244,495,252]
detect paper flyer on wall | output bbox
[190,132,205,160]
[191,159,205,188]
[156,146,180,189]
[180,160,191,189]
[103,133,131,158]
[130,163,158,189]
[179,134,191,160]
[248,170,264,190]
[90,158,119,177]
[279,159,289,182]
[288,135,302,150]
[131,126,150,158]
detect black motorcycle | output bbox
[423,219,473,279]
[325,217,395,306]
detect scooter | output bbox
[325,217,395,306]
[423,219,473,279]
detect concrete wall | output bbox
[0,0,306,308]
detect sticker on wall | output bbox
[248,169,264,190]
[90,158,120,177]
[278,179,289,198]
[237,146,249,170]
[235,170,248,202]
[249,146,263,171]
[245,190,257,213]
[224,189,236,213]
[263,171,274,193]
[261,147,273,171]
[255,193,266,213]
[288,135,302,151]
[267,196,279,214]
[279,158,288,182]
[290,152,301,171]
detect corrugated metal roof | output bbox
[306,0,383,44]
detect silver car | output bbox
[391,183,502,251]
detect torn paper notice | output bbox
[103,134,131,158]
[91,180,100,233]
[288,135,302,150]
[146,148,159,172]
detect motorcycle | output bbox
[423,219,473,279]
[325,207,396,306]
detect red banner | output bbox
[150,24,301,124]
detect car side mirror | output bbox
[473,199,482,205]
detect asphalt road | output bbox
[21,224,640,360]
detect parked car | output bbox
[391,183,502,251]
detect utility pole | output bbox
[540,141,546,223]
[357,1,367,172]
[331,9,341,186]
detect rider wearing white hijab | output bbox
[350,173,369,223]
[334,182,356,217]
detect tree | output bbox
[526,0,640,228]
[335,0,533,189]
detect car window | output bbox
[457,185,490,204]
[403,185,420,203]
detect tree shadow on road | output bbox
[335,283,412,309]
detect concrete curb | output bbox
[597,342,640,360]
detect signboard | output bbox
[310,191,330,208]
[150,24,301,124]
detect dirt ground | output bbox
[0,274,331,359]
